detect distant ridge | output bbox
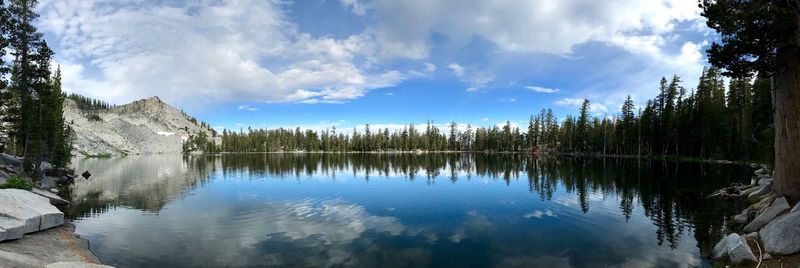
[64,95,218,156]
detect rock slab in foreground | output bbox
[2,189,64,230]
[0,192,43,234]
[713,233,757,263]
[46,262,115,268]
[760,208,800,255]
[0,223,109,267]
[744,197,790,232]
[0,189,65,241]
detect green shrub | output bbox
[0,176,33,190]
[86,114,102,121]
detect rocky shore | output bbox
[0,153,112,268]
[710,165,800,266]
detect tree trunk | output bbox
[773,42,800,202]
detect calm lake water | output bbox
[66,153,749,268]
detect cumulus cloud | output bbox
[525,86,560,93]
[39,0,709,110]
[347,0,702,56]
[448,63,493,92]
[345,0,708,108]
[39,0,405,105]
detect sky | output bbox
[36,0,716,132]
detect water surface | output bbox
[67,154,747,267]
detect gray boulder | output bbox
[713,233,757,263]
[733,208,751,224]
[744,197,790,232]
[31,188,69,206]
[755,168,770,176]
[0,191,43,234]
[758,177,773,186]
[760,208,800,255]
[0,216,26,240]
[1,189,64,230]
[714,234,740,259]
[0,153,20,167]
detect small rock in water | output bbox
[744,197,790,232]
[81,170,91,179]
[763,253,772,260]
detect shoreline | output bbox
[179,150,766,166]
[0,221,105,267]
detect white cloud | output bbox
[554,98,586,107]
[525,86,560,93]
[448,63,465,77]
[339,0,367,16]
[237,105,258,111]
[423,62,436,73]
[40,0,709,111]
[39,0,407,105]
[347,0,702,57]
[448,63,493,92]
[344,0,708,108]
[555,98,609,114]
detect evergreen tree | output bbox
[701,0,800,201]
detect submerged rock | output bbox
[713,233,757,263]
[744,197,790,232]
[760,207,800,255]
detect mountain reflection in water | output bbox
[67,153,747,268]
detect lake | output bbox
[66,153,748,267]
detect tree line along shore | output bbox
[186,67,774,166]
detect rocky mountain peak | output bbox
[64,95,218,156]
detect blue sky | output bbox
[37,0,714,132]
